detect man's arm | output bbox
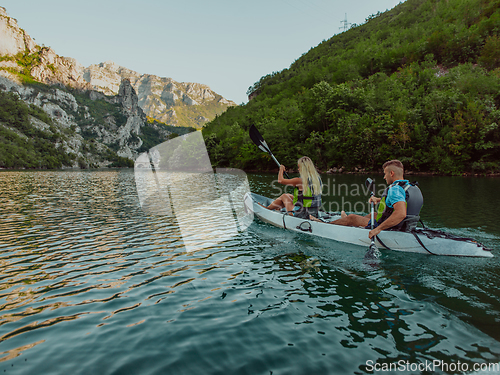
[368,201,406,239]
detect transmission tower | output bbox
[339,13,352,31]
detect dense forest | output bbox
[0,90,77,169]
[203,0,500,175]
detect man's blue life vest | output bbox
[376,180,423,228]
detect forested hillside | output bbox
[0,90,77,169]
[203,0,500,174]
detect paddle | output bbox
[365,178,380,258]
[249,125,290,179]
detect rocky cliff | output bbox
[0,6,226,169]
[0,7,235,130]
[0,7,89,90]
[0,7,36,56]
[0,7,185,168]
[84,61,235,128]
[0,73,173,167]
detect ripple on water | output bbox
[0,171,499,374]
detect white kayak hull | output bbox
[244,192,493,258]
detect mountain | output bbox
[83,61,235,129]
[0,70,190,169]
[0,6,195,169]
[0,6,235,131]
[0,7,89,90]
[202,0,500,175]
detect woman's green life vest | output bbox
[293,185,321,208]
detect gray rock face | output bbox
[30,47,90,89]
[82,61,236,126]
[0,73,157,165]
[0,7,236,129]
[0,74,86,167]
[0,7,36,56]
[83,78,150,159]
[0,7,89,90]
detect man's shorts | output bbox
[365,219,379,229]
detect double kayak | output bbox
[244,192,493,258]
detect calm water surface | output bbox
[0,170,499,375]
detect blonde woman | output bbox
[265,156,322,218]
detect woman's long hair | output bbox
[297,156,322,196]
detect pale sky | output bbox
[2,0,403,104]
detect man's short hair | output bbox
[383,160,404,173]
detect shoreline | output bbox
[243,168,500,178]
[1,166,500,177]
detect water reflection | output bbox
[220,233,500,373]
[0,171,498,374]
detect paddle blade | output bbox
[365,242,380,259]
[249,125,266,150]
[365,242,381,259]
[365,178,374,192]
[249,124,289,177]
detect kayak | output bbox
[244,192,494,258]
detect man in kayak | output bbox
[316,160,422,239]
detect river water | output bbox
[0,170,499,374]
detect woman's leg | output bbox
[266,193,294,211]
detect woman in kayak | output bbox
[264,156,322,217]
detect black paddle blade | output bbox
[249,125,266,150]
[365,177,376,196]
[248,124,289,178]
